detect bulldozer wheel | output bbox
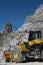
[12,48,23,63]
[41,50,43,60]
[25,57,29,60]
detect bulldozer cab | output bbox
[28,30,42,41]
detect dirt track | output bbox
[0,59,43,65]
[0,62,43,65]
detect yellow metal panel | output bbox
[16,41,26,51]
[29,38,43,46]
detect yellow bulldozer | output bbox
[3,30,43,62]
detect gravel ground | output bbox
[0,62,43,65]
[0,59,43,65]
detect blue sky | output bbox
[0,0,43,31]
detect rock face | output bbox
[0,4,43,49]
[18,4,43,32]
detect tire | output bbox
[12,47,23,63]
[40,42,43,59]
[25,56,29,60]
[41,50,43,60]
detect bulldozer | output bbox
[3,30,43,62]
